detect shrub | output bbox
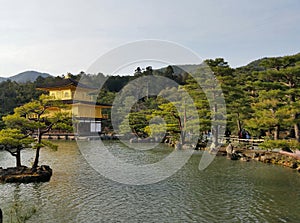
[259,140,300,152]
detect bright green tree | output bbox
[260,65,300,140]
[144,86,200,145]
[247,54,300,140]
[183,63,226,145]
[0,129,33,167]
[3,95,72,169]
[246,90,292,139]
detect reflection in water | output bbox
[2,184,39,222]
[0,141,300,222]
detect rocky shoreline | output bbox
[0,165,52,183]
[218,145,300,173]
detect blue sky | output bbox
[0,0,299,77]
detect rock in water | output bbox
[226,143,233,155]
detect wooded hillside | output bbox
[1,53,299,141]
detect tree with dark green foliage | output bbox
[183,63,227,144]
[183,75,211,134]
[97,89,116,105]
[246,90,291,139]
[247,53,300,140]
[0,80,44,118]
[1,53,300,147]
[0,129,33,167]
[3,95,73,169]
[145,86,200,144]
[207,58,253,134]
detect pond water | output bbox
[0,141,299,222]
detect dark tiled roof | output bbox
[37,78,97,89]
[61,99,111,107]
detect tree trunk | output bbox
[236,113,242,133]
[181,103,187,145]
[213,102,218,145]
[16,149,21,168]
[274,125,280,140]
[294,123,300,142]
[32,128,42,170]
[289,85,298,141]
[32,147,40,170]
[237,119,242,133]
[180,132,185,145]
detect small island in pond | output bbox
[0,165,52,183]
[0,93,73,183]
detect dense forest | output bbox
[1,53,300,145]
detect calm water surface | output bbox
[0,141,299,223]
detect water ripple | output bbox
[0,141,300,222]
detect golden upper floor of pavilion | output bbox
[36,78,98,102]
[36,77,111,119]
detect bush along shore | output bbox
[220,143,300,173]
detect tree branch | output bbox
[5,148,17,157]
[41,123,54,134]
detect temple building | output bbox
[37,77,111,136]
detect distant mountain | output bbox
[0,77,7,82]
[157,64,201,75]
[236,57,269,73]
[0,71,52,83]
[237,52,300,73]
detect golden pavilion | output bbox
[37,77,111,135]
